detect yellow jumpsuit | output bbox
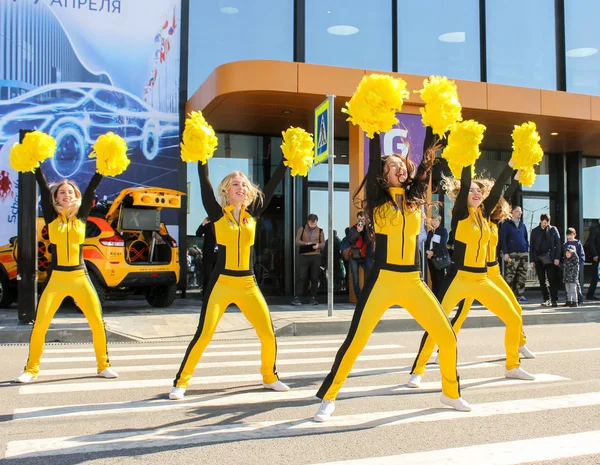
[22,168,111,377]
[411,165,523,376]
[173,161,287,389]
[317,140,461,401]
[449,222,527,346]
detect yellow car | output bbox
[0,186,184,308]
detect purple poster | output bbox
[364,113,426,174]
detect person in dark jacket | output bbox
[585,222,600,300]
[196,216,217,296]
[347,211,373,298]
[500,205,529,303]
[425,214,449,300]
[529,213,561,307]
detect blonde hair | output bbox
[441,174,493,203]
[50,180,82,217]
[491,196,511,222]
[217,171,263,209]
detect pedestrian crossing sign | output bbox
[314,99,329,164]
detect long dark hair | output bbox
[354,127,439,231]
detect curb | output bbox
[274,311,600,337]
[0,328,137,344]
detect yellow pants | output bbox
[317,269,460,401]
[412,269,522,375]
[24,269,111,376]
[451,265,527,346]
[174,274,279,388]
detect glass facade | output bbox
[187,0,294,93]
[565,0,600,95]
[486,0,556,90]
[397,0,480,81]
[305,0,392,70]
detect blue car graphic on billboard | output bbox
[0,83,179,178]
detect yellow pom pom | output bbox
[180,110,218,164]
[442,120,486,173]
[416,76,463,137]
[9,143,38,173]
[8,130,56,173]
[281,127,315,177]
[89,132,130,177]
[518,166,536,187]
[342,73,410,138]
[511,122,543,169]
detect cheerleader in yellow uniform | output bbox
[169,115,310,400]
[314,131,471,422]
[409,160,535,387]
[13,132,128,383]
[427,173,535,366]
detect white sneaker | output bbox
[263,380,290,392]
[314,400,335,422]
[98,367,119,379]
[440,394,472,412]
[169,387,186,400]
[505,366,535,380]
[407,374,422,388]
[14,372,36,384]
[518,345,536,359]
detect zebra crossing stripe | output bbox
[35,353,422,377]
[12,374,568,421]
[309,430,600,465]
[39,345,403,364]
[5,392,598,459]
[42,339,358,354]
[18,362,499,395]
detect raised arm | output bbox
[77,173,103,220]
[483,164,515,217]
[198,162,223,222]
[450,165,472,232]
[34,165,56,224]
[365,135,383,204]
[250,159,287,217]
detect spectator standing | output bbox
[347,211,374,298]
[322,230,344,291]
[562,246,580,307]
[292,214,325,305]
[529,213,561,307]
[500,205,529,303]
[563,227,584,304]
[425,215,449,300]
[585,222,600,300]
[196,217,217,296]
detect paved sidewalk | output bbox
[1,290,599,344]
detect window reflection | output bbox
[188,0,293,93]
[397,0,480,81]
[305,0,392,70]
[565,0,600,95]
[486,0,556,90]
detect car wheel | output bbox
[145,283,177,308]
[142,121,159,160]
[49,122,86,178]
[88,273,107,305]
[0,272,15,308]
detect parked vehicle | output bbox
[0,186,184,308]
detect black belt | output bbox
[221,269,254,277]
[52,264,86,272]
[376,263,420,273]
[487,261,499,267]
[456,264,487,273]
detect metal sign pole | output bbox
[327,94,335,317]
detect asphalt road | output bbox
[1,323,599,464]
